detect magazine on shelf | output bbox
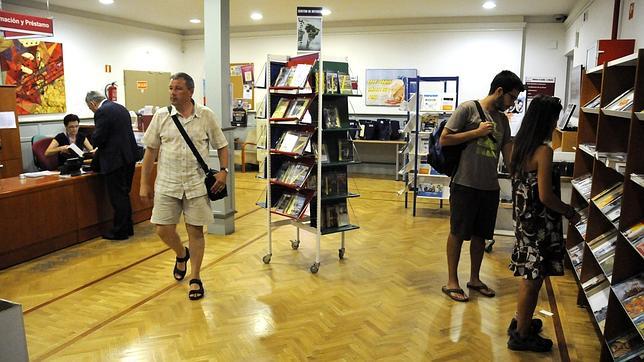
[284,98,310,119]
[625,221,644,245]
[275,130,312,154]
[602,195,623,223]
[613,273,644,302]
[569,241,585,269]
[325,72,339,94]
[271,98,292,118]
[322,201,350,229]
[605,88,635,112]
[590,231,619,261]
[582,273,607,292]
[592,182,624,209]
[558,103,577,130]
[338,139,354,161]
[323,106,341,128]
[338,72,352,94]
[288,64,312,88]
[284,193,307,217]
[571,173,593,199]
[274,66,292,87]
[598,251,616,279]
[623,294,644,321]
[608,331,644,361]
[312,142,329,163]
[583,94,601,108]
[587,280,611,331]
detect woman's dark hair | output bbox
[63,114,80,126]
[510,94,562,176]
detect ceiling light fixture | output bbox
[189,18,201,24]
[482,1,496,10]
[322,8,332,16]
[250,12,263,21]
[99,0,114,4]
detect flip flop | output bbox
[466,282,496,297]
[441,286,469,302]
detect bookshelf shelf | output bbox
[569,49,644,361]
[263,54,361,273]
[602,109,633,119]
[402,76,459,216]
[636,112,644,121]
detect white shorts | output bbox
[151,193,213,226]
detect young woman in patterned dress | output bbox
[507,95,579,352]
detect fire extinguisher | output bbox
[105,82,117,101]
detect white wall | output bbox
[564,0,643,67]
[524,23,568,101]
[619,0,644,46]
[5,4,185,123]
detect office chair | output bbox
[32,137,59,171]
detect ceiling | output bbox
[6,0,580,34]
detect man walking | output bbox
[86,91,138,240]
[140,72,229,300]
[440,70,524,302]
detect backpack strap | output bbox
[473,100,497,144]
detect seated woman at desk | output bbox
[45,114,95,165]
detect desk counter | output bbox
[0,164,155,269]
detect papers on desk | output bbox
[20,171,59,178]
[0,111,16,129]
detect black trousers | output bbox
[105,162,136,237]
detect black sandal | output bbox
[188,279,204,300]
[173,247,190,281]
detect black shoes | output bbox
[102,232,128,240]
[173,247,190,281]
[507,329,553,352]
[188,279,204,300]
[507,317,543,335]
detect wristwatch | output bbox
[220,167,229,173]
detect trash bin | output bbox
[0,299,29,362]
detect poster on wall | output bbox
[365,69,417,107]
[0,39,66,115]
[506,76,556,136]
[297,7,323,52]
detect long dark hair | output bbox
[510,94,562,176]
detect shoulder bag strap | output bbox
[168,106,210,174]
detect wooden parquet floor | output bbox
[0,172,601,361]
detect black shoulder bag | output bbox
[168,106,227,201]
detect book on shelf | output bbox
[587,280,611,331]
[569,241,585,269]
[582,273,607,292]
[272,192,308,218]
[338,72,352,94]
[592,182,624,210]
[275,161,313,187]
[322,201,350,229]
[321,170,348,196]
[338,139,354,161]
[589,230,618,261]
[598,251,616,280]
[288,64,313,88]
[274,67,291,87]
[613,273,644,302]
[583,94,601,109]
[417,183,445,197]
[608,331,644,361]
[323,106,341,128]
[325,72,339,94]
[275,130,312,154]
[284,98,310,119]
[558,103,577,130]
[575,208,589,239]
[605,88,635,112]
[312,142,329,163]
[623,294,644,323]
[578,143,597,155]
[271,98,292,118]
[625,221,644,245]
[571,173,593,199]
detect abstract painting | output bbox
[0,39,66,115]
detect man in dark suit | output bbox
[85,91,138,240]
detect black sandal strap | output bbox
[176,247,190,262]
[188,279,204,300]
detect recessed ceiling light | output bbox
[189,18,201,24]
[99,0,114,4]
[322,8,332,16]
[482,1,496,9]
[250,12,263,21]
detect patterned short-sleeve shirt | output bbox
[142,102,228,199]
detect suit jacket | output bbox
[92,100,138,174]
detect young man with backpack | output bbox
[440,70,524,302]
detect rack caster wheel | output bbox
[291,239,300,250]
[338,247,345,259]
[262,254,272,264]
[310,262,320,274]
[485,239,495,253]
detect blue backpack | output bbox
[427,101,490,176]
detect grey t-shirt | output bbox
[445,100,511,191]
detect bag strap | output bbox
[473,100,497,143]
[168,106,210,174]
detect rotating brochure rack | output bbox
[261,53,361,273]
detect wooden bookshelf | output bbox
[568,49,644,361]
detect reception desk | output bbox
[0,164,155,269]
